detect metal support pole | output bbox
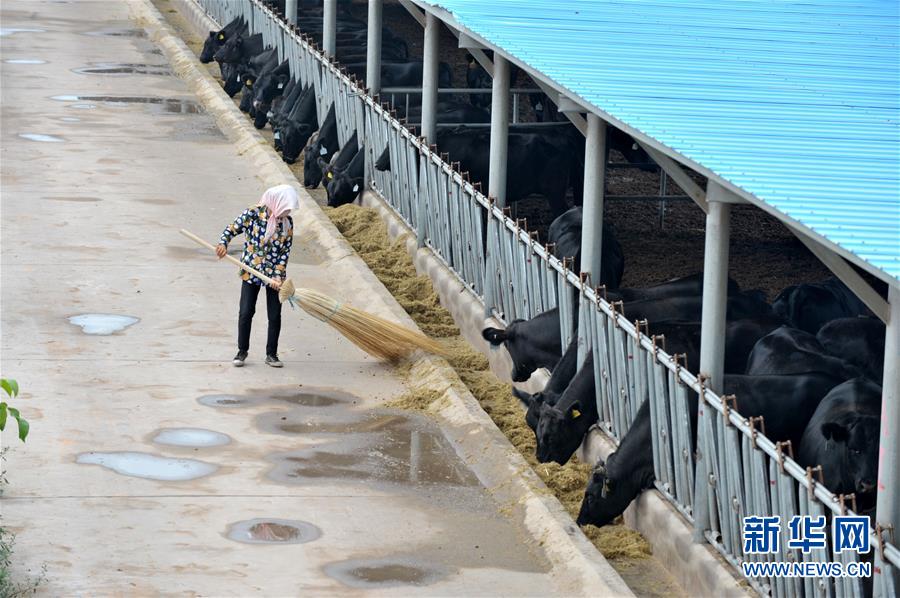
[698,185,732,392]
[366,0,382,94]
[875,285,900,595]
[323,0,336,58]
[488,55,510,206]
[421,13,440,142]
[285,0,297,25]
[692,182,732,542]
[580,114,607,284]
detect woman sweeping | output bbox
[215,184,300,368]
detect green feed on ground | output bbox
[327,204,651,563]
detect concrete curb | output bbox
[358,186,746,597]
[131,0,633,595]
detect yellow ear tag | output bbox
[571,408,582,419]
[246,80,253,87]
[326,172,333,180]
[218,33,224,40]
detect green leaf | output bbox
[0,403,6,431]
[8,379,18,397]
[0,380,11,398]
[16,417,29,442]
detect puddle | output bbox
[83,28,146,38]
[19,133,64,143]
[267,390,348,407]
[152,428,231,448]
[324,558,450,589]
[226,518,321,545]
[59,117,81,122]
[51,95,203,114]
[197,394,259,408]
[68,314,139,335]
[264,411,479,487]
[73,63,172,76]
[4,59,47,64]
[76,451,218,481]
[70,103,97,110]
[0,28,45,36]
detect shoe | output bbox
[233,351,248,367]
[265,354,283,368]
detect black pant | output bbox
[238,281,282,355]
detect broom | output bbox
[179,229,447,362]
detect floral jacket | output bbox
[219,206,293,286]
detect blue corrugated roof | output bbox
[421,0,900,285]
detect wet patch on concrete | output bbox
[83,27,146,38]
[4,58,47,64]
[263,411,479,487]
[226,518,321,545]
[19,133,64,143]
[266,389,351,407]
[51,95,204,114]
[152,428,231,448]
[68,314,139,335]
[324,558,451,589]
[0,28,45,36]
[72,63,172,76]
[76,451,218,481]
[197,394,260,408]
[59,117,81,122]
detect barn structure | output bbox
[195,0,899,594]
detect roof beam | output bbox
[638,142,709,214]
[794,232,890,324]
[398,0,425,27]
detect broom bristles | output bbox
[285,284,447,362]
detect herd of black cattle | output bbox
[483,274,887,528]
[197,7,890,532]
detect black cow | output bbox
[280,86,318,164]
[326,144,365,207]
[513,339,579,432]
[464,52,519,109]
[773,277,874,335]
[482,308,563,382]
[199,16,246,64]
[546,207,625,289]
[302,107,339,186]
[577,372,841,527]
[270,79,303,151]
[798,377,882,502]
[577,399,654,527]
[608,273,740,303]
[645,315,783,375]
[745,326,861,381]
[213,32,264,66]
[237,47,277,114]
[817,317,886,382]
[251,59,291,128]
[534,354,597,465]
[318,131,358,186]
[621,291,771,324]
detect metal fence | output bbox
[192,1,897,595]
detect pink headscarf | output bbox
[258,184,300,243]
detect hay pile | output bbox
[327,204,651,563]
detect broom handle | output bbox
[179,228,278,286]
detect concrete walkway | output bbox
[0,1,607,595]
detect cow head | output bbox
[303,138,328,187]
[238,77,256,113]
[821,415,879,496]
[200,29,227,63]
[326,170,363,208]
[253,101,270,129]
[220,63,245,98]
[254,72,290,106]
[375,145,391,171]
[482,321,540,382]
[534,401,586,464]
[212,33,245,64]
[577,459,651,527]
[281,125,314,165]
[512,387,552,433]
